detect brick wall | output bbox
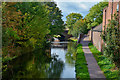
[88,24,102,52]
[102,0,120,52]
[88,30,102,52]
[103,1,120,30]
[88,1,120,52]
[93,31,102,52]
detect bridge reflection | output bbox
[51,42,69,48]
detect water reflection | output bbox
[65,42,77,65]
[2,42,76,79]
[51,42,76,78]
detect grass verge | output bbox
[75,44,90,80]
[88,43,120,79]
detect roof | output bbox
[92,23,102,32]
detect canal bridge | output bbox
[57,29,72,41]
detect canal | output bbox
[2,41,77,79]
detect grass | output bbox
[75,44,90,80]
[69,37,78,42]
[88,43,120,80]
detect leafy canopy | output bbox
[85,2,108,29]
[44,2,65,36]
[66,13,83,29]
[66,13,83,36]
[72,19,88,37]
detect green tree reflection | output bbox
[65,42,77,65]
[2,49,64,79]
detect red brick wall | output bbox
[102,7,107,31]
[103,1,120,29]
[119,2,120,26]
[102,1,120,52]
[88,1,120,52]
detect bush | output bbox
[101,13,120,63]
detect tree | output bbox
[2,2,24,57]
[72,19,88,37]
[66,13,83,35]
[44,2,64,36]
[85,2,108,29]
[2,2,65,62]
[2,2,50,61]
[15,2,50,48]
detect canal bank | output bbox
[75,44,90,79]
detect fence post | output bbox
[77,33,81,43]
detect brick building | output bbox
[102,0,120,52]
[88,0,120,52]
[103,0,120,29]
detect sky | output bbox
[54,1,99,21]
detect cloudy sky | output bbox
[54,1,99,21]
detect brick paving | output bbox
[80,35,106,79]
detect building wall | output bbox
[88,1,120,52]
[87,24,102,52]
[93,31,102,52]
[88,30,102,52]
[103,1,120,30]
[102,1,120,52]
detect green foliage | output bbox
[72,19,88,38]
[101,13,120,63]
[66,13,83,35]
[66,13,83,29]
[66,13,88,38]
[2,56,17,63]
[15,2,50,48]
[69,37,78,42]
[85,2,108,29]
[2,2,64,62]
[6,28,20,40]
[75,44,90,79]
[88,43,120,79]
[44,2,65,36]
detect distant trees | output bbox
[65,2,108,38]
[72,19,88,37]
[66,13,83,37]
[66,13,83,29]
[66,13,88,38]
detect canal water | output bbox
[2,41,77,79]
